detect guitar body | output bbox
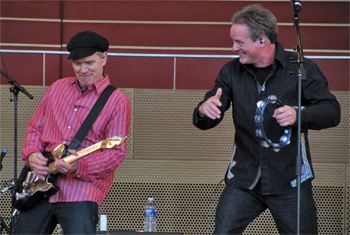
[13,150,64,212]
[13,172,59,212]
[12,136,126,212]
[23,173,59,195]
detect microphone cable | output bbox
[207,178,225,235]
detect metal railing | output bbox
[1,49,349,89]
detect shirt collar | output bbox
[72,75,111,95]
[94,75,111,95]
[274,41,287,69]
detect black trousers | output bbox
[13,198,99,234]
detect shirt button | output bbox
[74,108,78,112]
[68,126,71,129]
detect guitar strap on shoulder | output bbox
[68,85,117,151]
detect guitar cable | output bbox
[207,178,225,235]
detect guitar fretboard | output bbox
[63,141,103,164]
[47,136,125,174]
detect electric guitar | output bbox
[13,136,126,212]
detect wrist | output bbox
[198,110,206,118]
[198,106,206,118]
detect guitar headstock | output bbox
[51,144,66,159]
[101,136,127,149]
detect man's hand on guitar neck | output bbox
[54,149,78,174]
[28,152,49,180]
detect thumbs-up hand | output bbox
[199,88,223,120]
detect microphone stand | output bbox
[0,69,33,234]
[291,2,305,235]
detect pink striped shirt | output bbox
[22,76,131,207]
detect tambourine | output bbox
[255,95,291,152]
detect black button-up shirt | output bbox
[193,42,340,194]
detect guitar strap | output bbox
[67,85,117,151]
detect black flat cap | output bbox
[67,30,109,60]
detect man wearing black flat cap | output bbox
[14,31,131,234]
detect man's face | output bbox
[72,52,107,87]
[230,24,263,67]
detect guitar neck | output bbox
[63,141,103,164]
[47,136,125,174]
[48,141,103,174]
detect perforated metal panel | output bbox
[0,86,348,234]
[346,163,350,234]
[0,86,47,179]
[308,91,349,163]
[99,182,225,234]
[134,89,235,161]
[312,164,346,234]
[118,88,134,160]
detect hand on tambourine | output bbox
[273,105,296,127]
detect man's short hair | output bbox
[231,4,278,43]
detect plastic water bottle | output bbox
[143,197,157,232]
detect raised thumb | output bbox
[214,88,222,100]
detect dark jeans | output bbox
[214,182,318,234]
[13,198,99,234]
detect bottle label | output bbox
[144,208,156,217]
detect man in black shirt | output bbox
[193,4,340,234]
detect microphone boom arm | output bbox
[0,69,33,100]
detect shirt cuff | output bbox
[71,159,89,181]
[22,148,41,165]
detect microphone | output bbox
[291,0,302,13]
[0,147,8,171]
